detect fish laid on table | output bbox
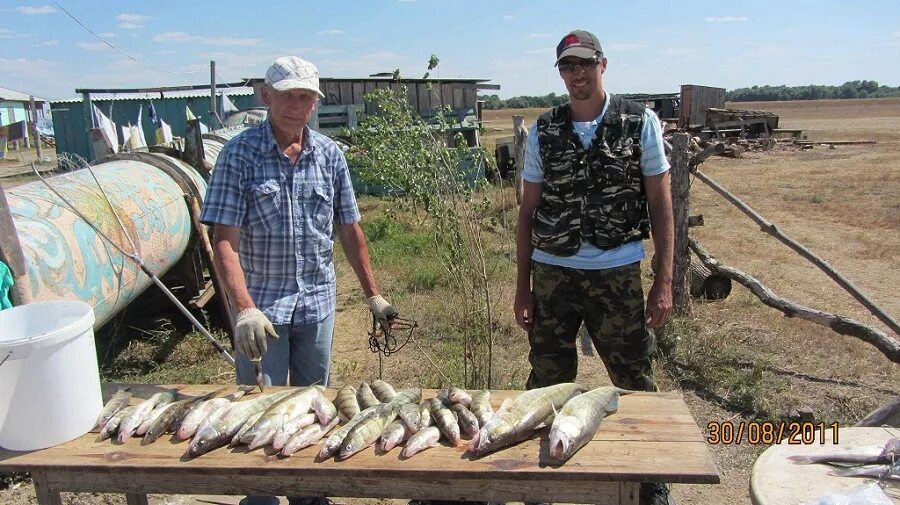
[547,386,632,463]
[426,398,460,446]
[188,389,295,457]
[117,389,178,443]
[379,419,415,452]
[388,388,422,408]
[469,382,586,457]
[339,403,399,459]
[142,388,227,445]
[335,385,360,421]
[231,410,266,447]
[357,382,381,409]
[399,402,424,431]
[282,417,340,457]
[371,379,397,402]
[311,392,338,425]
[469,389,493,426]
[830,462,900,481]
[243,386,321,450]
[97,405,135,441]
[401,426,441,458]
[272,412,317,451]
[177,387,254,441]
[318,406,380,459]
[789,437,900,465]
[450,403,480,438]
[438,386,472,407]
[96,388,131,430]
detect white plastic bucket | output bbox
[0,300,102,451]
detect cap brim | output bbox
[555,46,600,65]
[270,80,325,98]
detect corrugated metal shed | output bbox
[50,89,256,160]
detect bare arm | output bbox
[212,224,256,313]
[643,170,674,328]
[514,180,543,331]
[336,222,379,298]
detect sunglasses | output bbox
[558,60,599,74]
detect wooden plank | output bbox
[441,83,453,109]
[453,87,465,111]
[30,470,63,505]
[406,83,419,112]
[126,494,149,505]
[351,82,364,105]
[338,82,352,106]
[463,86,476,112]
[416,83,432,115]
[364,82,376,115]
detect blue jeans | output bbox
[235,312,335,387]
[236,313,335,505]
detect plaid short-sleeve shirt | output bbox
[200,120,361,325]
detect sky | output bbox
[2,0,899,101]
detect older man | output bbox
[201,56,395,505]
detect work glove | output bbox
[367,295,398,322]
[234,308,278,359]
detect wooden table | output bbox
[0,384,719,505]
[751,427,899,505]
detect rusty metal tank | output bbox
[3,154,207,329]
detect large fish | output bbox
[335,385,360,421]
[142,388,226,445]
[243,387,321,450]
[388,388,422,408]
[371,379,397,402]
[379,419,414,452]
[789,437,900,465]
[118,389,178,443]
[450,403,480,439]
[426,398,460,446]
[547,386,631,463]
[401,426,441,458]
[469,383,586,457]
[357,382,381,409]
[319,406,379,459]
[96,388,131,430]
[339,403,398,459]
[469,389,493,426]
[187,389,295,457]
[177,387,253,441]
[399,402,424,431]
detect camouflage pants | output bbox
[527,261,657,392]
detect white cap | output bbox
[264,56,325,97]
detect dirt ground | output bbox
[2,98,898,504]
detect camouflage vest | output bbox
[532,95,650,256]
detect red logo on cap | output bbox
[563,34,580,47]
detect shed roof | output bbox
[51,88,255,104]
[0,86,47,103]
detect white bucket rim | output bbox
[0,300,95,350]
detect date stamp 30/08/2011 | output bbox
[706,421,840,445]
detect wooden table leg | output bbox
[30,471,63,505]
[620,482,640,505]
[126,494,149,505]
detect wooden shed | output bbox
[679,84,726,128]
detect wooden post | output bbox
[669,133,692,316]
[29,95,43,161]
[82,91,96,161]
[513,115,527,204]
[210,60,219,129]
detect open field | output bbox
[2,98,898,504]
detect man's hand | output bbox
[235,308,278,359]
[645,278,673,329]
[514,288,535,332]
[367,295,397,322]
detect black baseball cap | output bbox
[555,30,604,66]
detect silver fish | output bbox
[335,385,360,421]
[97,388,131,430]
[830,462,900,481]
[311,392,338,425]
[177,387,253,441]
[426,398,460,446]
[272,413,317,451]
[188,389,295,457]
[357,382,381,409]
[548,386,630,463]
[379,419,414,452]
[469,383,586,457]
[339,403,398,459]
[98,405,134,441]
[282,418,340,457]
[371,379,398,402]
[469,389,493,426]
[450,403,480,439]
[143,388,226,445]
[790,437,900,465]
[118,389,177,443]
[401,426,441,458]
[438,386,472,406]
[244,387,320,450]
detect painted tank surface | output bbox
[5,156,207,329]
[202,127,250,167]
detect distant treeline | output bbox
[480,81,900,108]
